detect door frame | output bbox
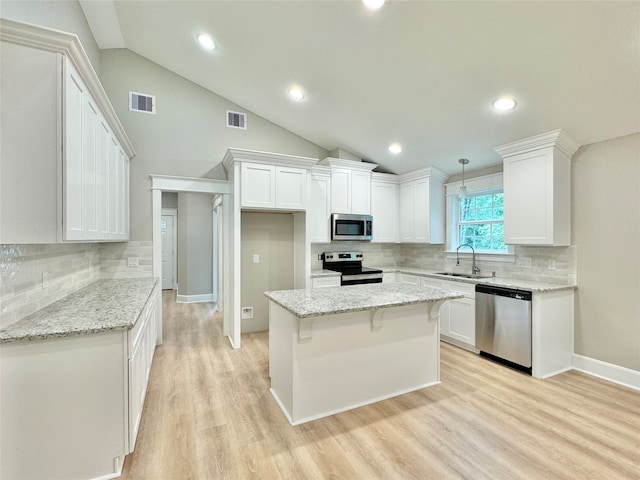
[150,175,230,346]
[161,208,178,290]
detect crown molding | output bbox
[318,157,378,172]
[0,18,136,159]
[494,129,580,158]
[222,148,319,171]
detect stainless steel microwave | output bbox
[331,213,373,241]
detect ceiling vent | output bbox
[227,110,247,129]
[129,91,155,114]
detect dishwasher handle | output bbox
[475,284,532,301]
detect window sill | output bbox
[445,251,515,264]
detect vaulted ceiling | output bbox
[80,0,640,175]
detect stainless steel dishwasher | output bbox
[475,284,532,371]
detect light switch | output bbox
[253,254,260,264]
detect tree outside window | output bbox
[458,192,506,252]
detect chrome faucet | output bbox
[456,244,480,276]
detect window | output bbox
[457,191,507,253]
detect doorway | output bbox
[161,209,177,290]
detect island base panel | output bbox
[269,302,440,425]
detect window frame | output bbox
[444,173,514,261]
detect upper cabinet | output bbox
[308,167,332,243]
[0,19,135,243]
[318,158,377,215]
[398,167,448,244]
[495,129,580,246]
[370,173,399,243]
[223,149,318,211]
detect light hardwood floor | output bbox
[120,291,640,479]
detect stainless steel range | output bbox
[322,251,383,286]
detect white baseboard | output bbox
[572,354,640,391]
[176,293,214,304]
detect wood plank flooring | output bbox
[120,291,640,479]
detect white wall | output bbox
[177,193,213,298]
[98,48,328,241]
[572,133,640,371]
[241,212,294,332]
[0,0,102,74]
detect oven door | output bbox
[331,214,373,241]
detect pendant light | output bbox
[458,158,469,198]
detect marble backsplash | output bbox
[0,242,153,329]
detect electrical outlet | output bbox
[42,272,48,289]
[317,254,322,261]
[241,307,254,319]
[548,259,556,270]
[516,256,532,268]
[253,254,259,264]
[127,257,139,267]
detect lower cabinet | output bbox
[128,283,159,450]
[403,274,477,351]
[311,276,341,288]
[0,284,159,480]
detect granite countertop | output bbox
[265,283,462,318]
[0,278,159,344]
[310,269,342,278]
[383,266,577,293]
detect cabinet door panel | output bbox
[83,98,99,239]
[309,174,331,242]
[275,167,306,210]
[331,168,351,213]
[371,181,398,242]
[242,163,275,208]
[351,170,371,214]
[108,136,118,237]
[504,150,551,244]
[447,297,475,346]
[399,182,415,241]
[64,63,85,239]
[96,119,111,238]
[414,177,430,242]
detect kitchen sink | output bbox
[434,272,493,279]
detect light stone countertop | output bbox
[309,269,342,278]
[265,283,463,318]
[0,278,158,344]
[377,266,577,293]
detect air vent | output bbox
[227,110,247,129]
[129,91,156,114]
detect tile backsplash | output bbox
[0,242,153,329]
[312,242,577,285]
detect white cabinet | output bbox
[0,282,158,480]
[240,162,307,210]
[319,157,377,215]
[398,167,447,244]
[371,173,399,243]
[128,283,159,450]
[495,129,579,246]
[311,275,341,288]
[382,271,397,284]
[0,20,134,244]
[308,168,332,242]
[442,281,476,349]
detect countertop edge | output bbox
[0,277,159,344]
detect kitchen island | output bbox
[264,283,462,425]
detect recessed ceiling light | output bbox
[493,97,517,111]
[197,33,216,50]
[363,0,385,9]
[388,143,402,154]
[288,87,305,100]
